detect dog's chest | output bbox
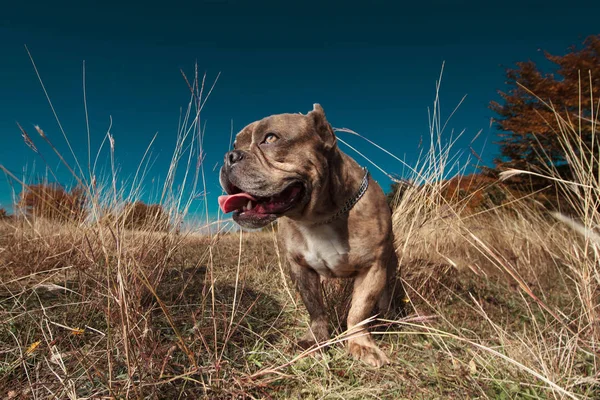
[295,225,350,276]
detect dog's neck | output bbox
[302,147,366,225]
[328,148,365,201]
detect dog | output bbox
[218,104,401,367]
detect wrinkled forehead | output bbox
[234,114,310,149]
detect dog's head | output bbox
[218,104,337,229]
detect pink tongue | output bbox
[218,192,257,214]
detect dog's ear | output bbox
[308,103,336,150]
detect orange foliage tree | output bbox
[490,35,600,182]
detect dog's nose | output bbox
[225,150,244,168]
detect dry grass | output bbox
[1,65,599,398]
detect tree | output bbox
[490,35,600,182]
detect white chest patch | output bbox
[296,224,349,275]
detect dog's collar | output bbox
[317,167,370,225]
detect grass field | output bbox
[1,184,598,399]
[1,74,599,399]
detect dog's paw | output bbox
[296,333,329,351]
[296,338,318,350]
[348,341,390,368]
[296,323,329,351]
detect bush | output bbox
[18,183,86,222]
[121,201,170,231]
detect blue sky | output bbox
[0,1,598,220]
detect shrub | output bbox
[121,201,170,231]
[18,183,86,222]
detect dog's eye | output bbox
[263,133,279,144]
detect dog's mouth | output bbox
[218,182,305,225]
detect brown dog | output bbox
[218,104,400,367]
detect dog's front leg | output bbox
[288,258,330,349]
[346,260,391,367]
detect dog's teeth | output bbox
[247,201,253,210]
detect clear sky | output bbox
[1,1,598,220]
